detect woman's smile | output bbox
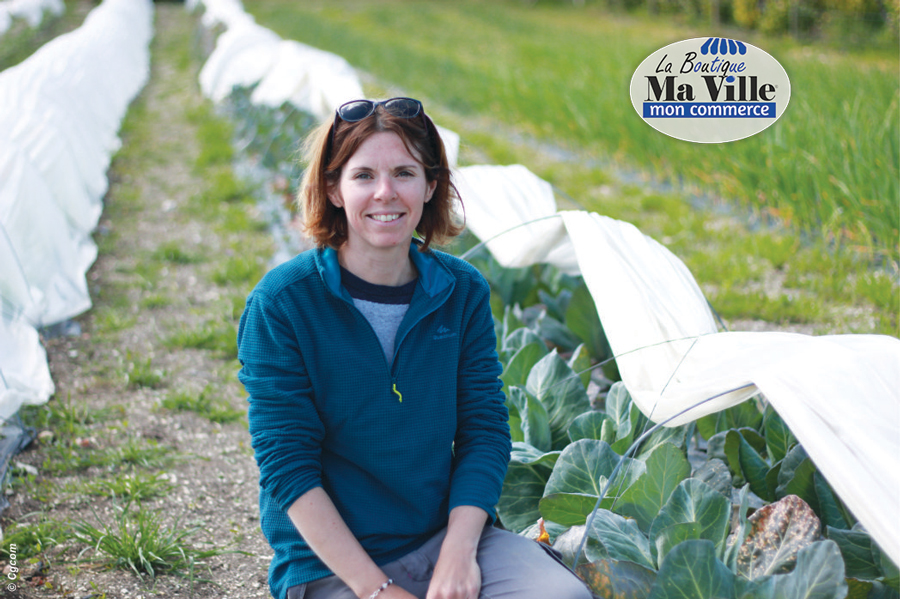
[369,212,404,223]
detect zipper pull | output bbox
[392,382,403,403]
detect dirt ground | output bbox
[2,5,274,598]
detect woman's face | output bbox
[328,131,437,260]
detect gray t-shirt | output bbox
[340,267,417,366]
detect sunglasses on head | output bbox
[337,97,423,122]
[326,97,427,161]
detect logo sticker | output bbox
[630,37,791,143]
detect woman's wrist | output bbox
[443,506,489,552]
[364,578,393,599]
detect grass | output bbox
[152,241,204,265]
[212,254,268,287]
[72,502,225,580]
[20,393,109,441]
[162,386,245,424]
[68,472,175,502]
[41,439,174,476]
[125,351,166,389]
[1,518,73,560]
[246,0,898,335]
[163,316,238,358]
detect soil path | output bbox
[4,5,273,598]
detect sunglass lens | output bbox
[338,100,375,122]
[384,98,421,118]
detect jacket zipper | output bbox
[342,301,407,404]
[338,279,449,405]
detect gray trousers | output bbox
[286,525,595,599]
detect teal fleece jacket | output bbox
[237,243,511,599]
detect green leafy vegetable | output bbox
[508,386,552,453]
[648,540,734,599]
[586,508,656,570]
[771,540,848,599]
[616,443,691,532]
[496,442,560,533]
[526,350,591,450]
[649,478,732,559]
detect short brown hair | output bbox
[298,103,463,251]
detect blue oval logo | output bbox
[630,38,791,143]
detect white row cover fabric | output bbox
[455,165,577,273]
[0,0,153,414]
[0,314,53,422]
[250,40,364,123]
[189,0,472,166]
[193,0,364,122]
[199,18,281,103]
[0,0,63,36]
[457,163,900,566]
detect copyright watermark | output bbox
[5,542,18,592]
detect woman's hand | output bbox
[426,549,481,599]
[425,506,488,599]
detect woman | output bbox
[238,97,594,599]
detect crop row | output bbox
[473,248,898,597]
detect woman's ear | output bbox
[327,185,344,208]
[425,179,437,203]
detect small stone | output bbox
[13,461,38,476]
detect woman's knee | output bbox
[476,527,594,599]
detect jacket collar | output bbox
[316,241,454,300]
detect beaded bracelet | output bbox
[367,578,393,599]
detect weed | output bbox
[42,445,107,475]
[152,241,204,265]
[73,472,175,502]
[73,502,224,580]
[87,581,108,599]
[92,307,138,336]
[212,254,266,287]
[20,393,97,441]
[126,351,166,390]
[42,438,174,475]
[712,287,825,325]
[112,439,174,470]
[141,293,174,309]
[130,260,165,290]
[162,386,244,424]
[191,103,235,168]
[208,168,253,204]
[217,203,270,235]
[1,517,73,560]
[7,468,55,502]
[164,319,238,358]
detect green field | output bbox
[246,0,899,335]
